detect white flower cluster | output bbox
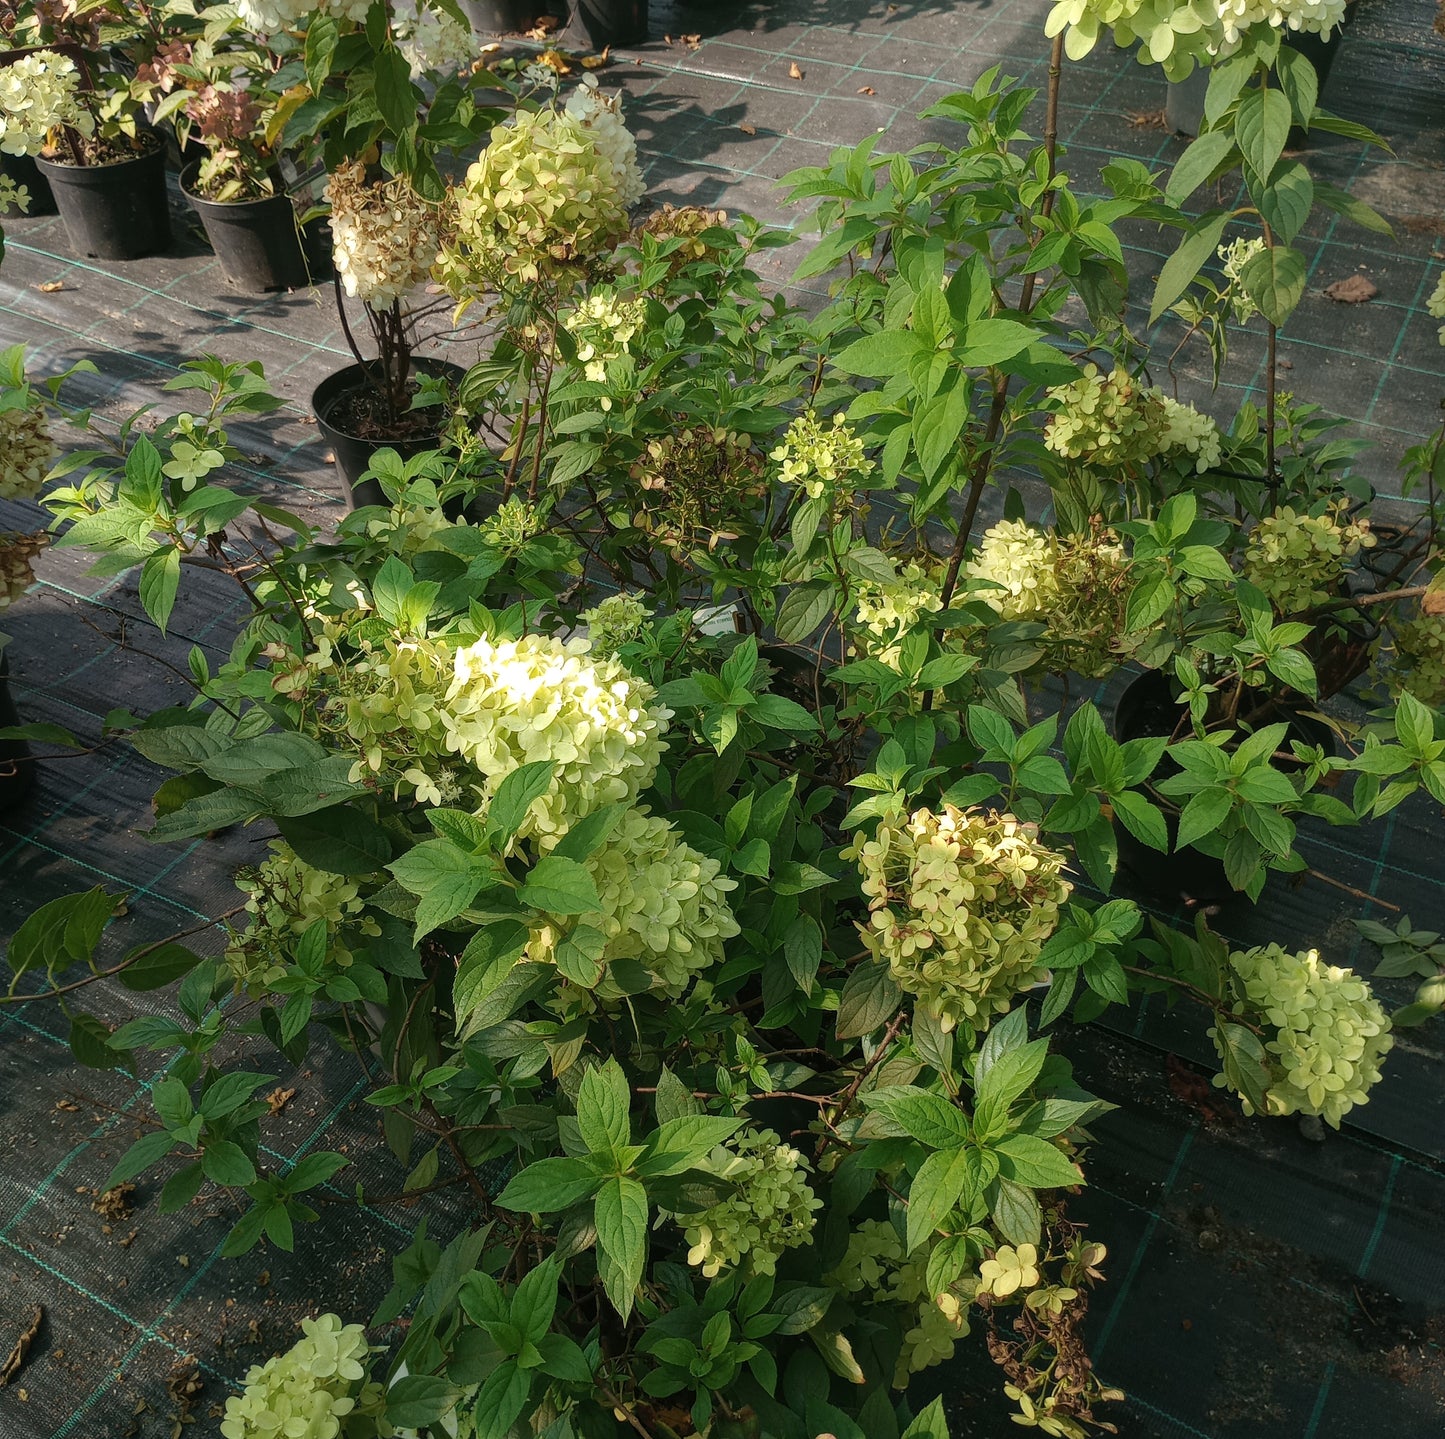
[564,76,645,210]
[443,633,671,848]
[1429,270,1445,346]
[772,410,874,501]
[966,520,1061,621]
[0,531,46,611]
[1214,0,1346,45]
[581,590,650,658]
[0,403,55,501]
[396,1,476,78]
[326,161,442,311]
[234,0,369,32]
[847,805,1072,1033]
[1219,236,1266,323]
[526,805,739,998]
[0,174,28,214]
[853,560,944,668]
[0,50,93,158]
[561,287,645,382]
[220,1314,372,1439]
[674,1129,822,1277]
[1212,944,1393,1127]
[827,1220,970,1383]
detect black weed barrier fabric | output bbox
[2,0,1444,1434]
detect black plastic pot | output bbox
[561,0,649,48]
[1166,25,1348,138]
[1112,669,1334,907]
[456,0,541,34]
[0,152,57,216]
[0,653,36,813]
[312,359,464,509]
[35,140,171,260]
[180,161,311,293]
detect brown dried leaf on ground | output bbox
[1323,274,1378,303]
[91,1182,135,1221]
[858,85,876,95]
[1,1307,43,1385]
[524,14,559,37]
[738,121,756,135]
[580,46,611,69]
[37,280,65,293]
[1127,108,1169,130]
[788,61,804,80]
[664,33,700,49]
[266,1085,297,1115]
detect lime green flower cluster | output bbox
[965,520,1062,621]
[561,287,645,383]
[1212,944,1394,1127]
[1391,610,1445,707]
[1241,504,1374,614]
[225,841,378,992]
[967,522,1132,676]
[526,805,739,997]
[1045,365,1168,469]
[847,806,1072,1033]
[771,410,874,501]
[675,1128,822,1277]
[631,203,730,280]
[476,496,548,555]
[853,559,944,668]
[1428,270,1445,345]
[581,590,650,659]
[443,106,631,290]
[1219,237,1265,323]
[978,1243,1041,1298]
[0,401,54,501]
[826,1220,971,1383]
[220,1313,373,1439]
[1159,395,1222,473]
[443,634,671,848]
[1044,0,1345,78]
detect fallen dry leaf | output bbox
[266,1085,297,1116]
[92,1183,135,1221]
[1422,589,1445,616]
[580,46,611,69]
[536,47,574,75]
[1323,274,1378,303]
[857,85,876,96]
[664,33,700,50]
[739,121,756,135]
[524,14,559,37]
[54,1098,80,1112]
[37,280,65,293]
[788,61,804,80]
[1127,108,1169,130]
[1,1307,42,1386]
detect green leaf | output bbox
[911,379,969,481]
[775,581,834,644]
[386,1376,463,1431]
[473,1362,530,1439]
[594,1175,648,1319]
[992,1133,1082,1190]
[201,1140,257,1188]
[1110,789,1169,853]
[373,45,418,137]
[833,329,928,379]
[771,1284,836,1335]
[1238,244,1307,329]
[159,1162,206,1214]
[277,805,392,877]
[784,913,822,992]
[106,1129,176,1189]
[139,548,180,635]
[70,1012,125,1070]
[388,840,491,939]
[488,760,556,846]
[1312,180,1393,237]
[905,1147,975,1255]
[512,1259,561,1345]
[1274,44,1319,124]
[967,704,1015,758]
[496,1156,600,1213]
[1265,646,1316,698]
[750,693,821,732]
[453,921,529,1024]
[1235,84,1292,185]
[1176,786,1234,850]
[638,1115,743,1176]
[518,855,602,916]
[956,317,1036,368]
[5,886,116,984]
[1165,130,1236,204]
[864,1088,971,1149]
[1151,211,1231,326]
[1255,159,1313,246]
[575,1060,633,1158]
[1215,1022,1271,1115]
[836,959,902,1039]
[990,1176,1041,1247]
[902,1398,949,1439]
[975,1037,1049,1113]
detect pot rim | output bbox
[34,130,165,173]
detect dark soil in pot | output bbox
[313,359,464,509]
[35,135,171,261]
[561,0,649,48]
[180,160,312,292]
[0,152,57,216]
[0,653,37,813]
[1111,668,1334,908]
